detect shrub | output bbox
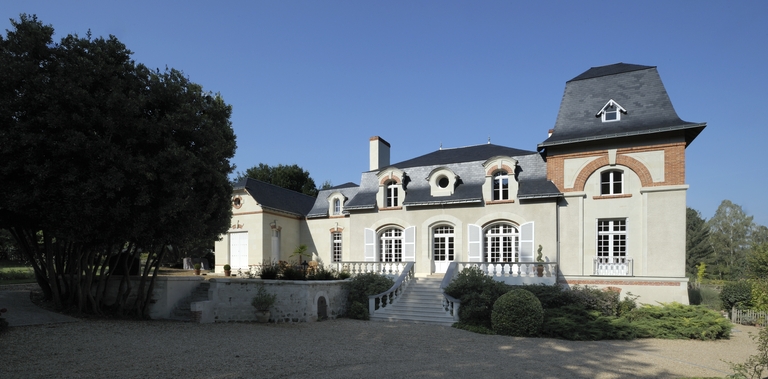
[337,270,351,280]
[688,287,703,305]
[347,301,369,320]
[345,272,394,320]
[750,278,768,312]
[721,280,753,311]
[307,265,336,280]
[617,293,638,317]
[444,266,509,328]
[223,264,231,271]
[518,284,575,309]
[569,285,620,316]
[250,285,277,311]
[491,289,543,337]
[280,265,305,280]
[623,303,731,340]
[259,261,280,279]
[541,304,637,340]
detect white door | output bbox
[229,232,249,269]
[433,226,454,274]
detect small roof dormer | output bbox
[596,99,627,122]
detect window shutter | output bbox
[364,228,376,262]
[403,226,416,262]
[519,222,535,262]
[468,224,482,262]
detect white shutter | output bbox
[403,226,416,262]
[519,222,534,262]
[468,224,482,262]
[364,228,376,262]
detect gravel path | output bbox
[3,317,760,379]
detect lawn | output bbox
[0,260,35,284]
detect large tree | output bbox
[0,15,236,315]
[707,200,755,280]
[235,163,318,197]
[686,207,715,279]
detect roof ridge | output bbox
[244,178,317,199]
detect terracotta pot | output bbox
[194,269,201,275]
[255,310,270,323]
[536,265,544,277]
[224,270,231,277]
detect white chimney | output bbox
[369,136,390,171]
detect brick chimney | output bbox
[369,136,390,171]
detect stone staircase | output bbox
[168,281,210,321]
[370,276,455,326]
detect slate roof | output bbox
[538,63,706,149]
[234,178,316,217]
[307,182,361,218]
[344,143,561,210]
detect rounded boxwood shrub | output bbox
[445,266,510,328]
[492,289,543,337]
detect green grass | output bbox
[0,260,36,284]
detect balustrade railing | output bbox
[332,261,408,277]
[440,262,461,322]
[367,262,415,316]
[593,257,633,276]
[454,261,558,278]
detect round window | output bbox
[232,196,243,209]
[438,176,450,188]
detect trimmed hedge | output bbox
[492,289,543,337]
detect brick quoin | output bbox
[485,164,515,177]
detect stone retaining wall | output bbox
[192,279,349,323]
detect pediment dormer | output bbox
[595,99,627,122]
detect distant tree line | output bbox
[687,200,768,281]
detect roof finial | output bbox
[487,137,491,144]
[439,142,442,150]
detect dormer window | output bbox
[385,180,399,207]
[333,198,341,215]
[596,99,627,123]
[428,167,458,197]
[493,170,509,201]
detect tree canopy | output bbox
[0,15,236,315]
[708,200,755,280]
[235,163,318,197]
[686,207,715,279]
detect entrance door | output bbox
[229,232,249,269]
[433,226,454,274]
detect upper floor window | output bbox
[386,180,399,207]
[333,198,341,215]
[493,171,509,201]
[601,170,623,195]
[596,99,627,123]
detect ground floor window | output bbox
[485,223,518,262]
[380,228,403,262]
[597,219,626,263]
[433,225,454,261]
[331,232,342,262]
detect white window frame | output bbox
[600,170,623,195]
[333,198,341,215]
[432,225,455,262]
[379,228,403,262]
[331,232,342,262]
[597,99,627,123]
[597,219,627,264]
[484,223,518,262]
[492,171,509,201]
[386,181,399,207]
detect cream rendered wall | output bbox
[344,200,558,276]
[581,165,645,275]
[557,193,586,276]
[642,185,688,278]
[214,191,265,273]
[265,214,303,262]
[301,216,351,265]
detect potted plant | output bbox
[193,263,201,275]
[251,285,277,323]
[536,245,545,277]
[223,264,231,277]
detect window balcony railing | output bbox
[593,257,633,276]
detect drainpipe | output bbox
[556,198,561,284]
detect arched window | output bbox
[493,171,509,201]
[379,228,403,262]
[484,223,518,262]
[385,180,399,207]
[333,198,341,215]
[600,170,623,195]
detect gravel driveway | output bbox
[4,317,760,379]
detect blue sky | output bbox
[3,1,767,226]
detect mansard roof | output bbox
[539,63,706,149]
[234,178,316,217]
[306,182,361,218]
[344,143,560,210]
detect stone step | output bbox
[167,281,210,322]
[370,277,455,326]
